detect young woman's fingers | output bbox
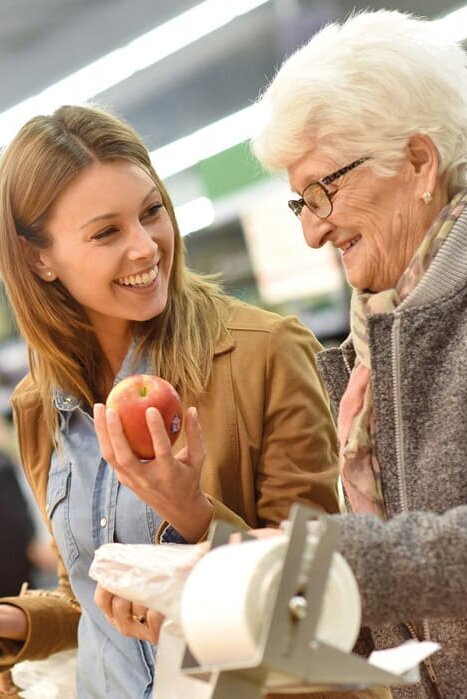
[104,408,139,468]
[146,611,165,644]
[130,603,148,623]
[106,597,156,641]
[111,594,133,624]
[93,403,116,464]
[183,407,206,471]
[94,584,115,621]
[145,407,174,464]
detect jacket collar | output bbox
[213,331,235,356]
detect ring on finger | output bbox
[131,613,146,624]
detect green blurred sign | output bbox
[197,142,268,200]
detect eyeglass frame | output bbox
[288,156,370,220]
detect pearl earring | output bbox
[46,271,54,279]
[422,191,433,205]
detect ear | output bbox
[406,133,439,198]
[18,236,57,282]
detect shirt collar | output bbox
[53,388,80,412]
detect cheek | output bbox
[154,217,175,250]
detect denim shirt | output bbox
[46,343,183,698]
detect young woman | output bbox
[0,105,338,698]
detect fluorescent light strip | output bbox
[152,4,467,179]
[175,196,215,236]
[1,0,464,177]
[0,0,272,146]
[152,104,264,178]
[433,5,467,42]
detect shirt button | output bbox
[100,517,107,527]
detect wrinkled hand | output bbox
[0,605,28,643]
[93,404,213,542]
[94,584,164,644]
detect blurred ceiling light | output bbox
[0,0,272,146]
[152,3,467,180]
[175,196,215,236]
[433,5,467,41]
[152,104,264,178]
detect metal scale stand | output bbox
[180,503,420,698]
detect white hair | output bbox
[252,10,467,193]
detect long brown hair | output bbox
[0,105,227,438]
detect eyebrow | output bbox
[80,186,159,229]
[289,172,321,197]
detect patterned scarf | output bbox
[338,191,467,518]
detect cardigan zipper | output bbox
[405,621,444,699]
[391,314,408,512]
[392,315,444,699]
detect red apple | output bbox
[106,374,183,460]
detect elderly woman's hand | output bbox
[93,404,213,542]
[94,584,164,644]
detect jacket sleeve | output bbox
[256,315,339,526]
[0,538,80,670]
[156,496,250,543]
[335,506,467,625]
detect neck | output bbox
[95,327,134,381]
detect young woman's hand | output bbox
[94,584,164,644]
[93,404,213,542]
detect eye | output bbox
[92,226,118,241]
[143,203,163,218]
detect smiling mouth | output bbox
[115,266,159,288]
[339,235,361,252]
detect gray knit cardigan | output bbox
[316,208,467,699]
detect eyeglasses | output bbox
[288,157,369,220]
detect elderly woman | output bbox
[252,10,467,699]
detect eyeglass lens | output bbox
[303,183,332,218]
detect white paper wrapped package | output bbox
[180,535,361,666]
[89,541,209,624]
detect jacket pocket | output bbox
[46,458,79,570]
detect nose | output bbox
[127,221,158,261]
[300,208,334,249]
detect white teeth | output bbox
[340,236,361,251]
[117,266,158,287]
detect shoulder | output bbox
[10,375,52,500]
[218,296,317,338]
[213,296,322,361]
[10,373,42,412]
[10,374,47,447]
